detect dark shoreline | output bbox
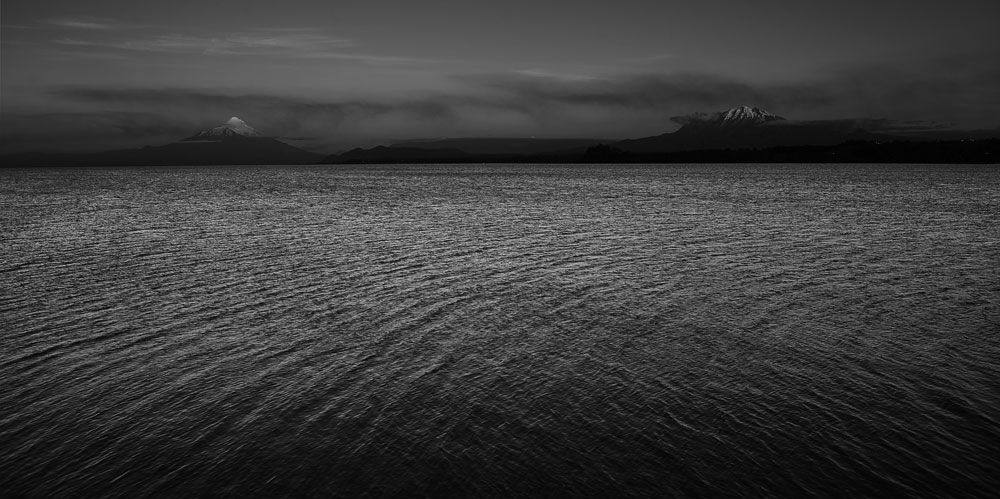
[2,138,998,167]
[329,139,1000,165]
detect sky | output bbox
[2,0,999,154]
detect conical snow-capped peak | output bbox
[224,117,258,135]
[185,117,261,140]
[671,106,785,130]
[720,106,783,124]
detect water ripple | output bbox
[2,164,999,498]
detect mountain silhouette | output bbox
[333,146,474,163]
[323,138,609,163]
[184,117,262,140]
[388,138,609,155]
[326,106,979,163]
[2,118,322,166]
[675,106,786,129]
[322,106,997,164]
[615,106,898,153]
[3,109,996,167]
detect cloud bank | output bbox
[2,53,998,154]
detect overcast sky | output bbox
[3,0,998,153]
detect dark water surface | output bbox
[2,164,999,498]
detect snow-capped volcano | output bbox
[184,117,261,140]
[614,105,878,153]
[719,106,784,125]
[674,106,786,130]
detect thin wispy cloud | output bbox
[43,49,130,61]
[55,31,352,55]
[50,28,442,65]
[46,17,136,31]
[513,70,599,82]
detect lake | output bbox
[2,164,998,497]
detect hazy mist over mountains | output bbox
[4,106,996,166]
[2,0,998,159]
[0,0,1000,161]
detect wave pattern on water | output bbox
[2,164,999,498]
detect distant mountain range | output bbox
[1,117,322,167]
[389,138,610,156]
[614,106,896,153]
[2,108,997,166]
[324,106,997,163]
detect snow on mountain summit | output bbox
[223,117,259,136]
[185,117,261,140]
[720,106,784,125]
[671,106,786,130]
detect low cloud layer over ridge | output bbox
[4,56,997,155]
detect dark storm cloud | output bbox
[828,56,1000,122]
[0,111,194,154]
[15,88,462,153]
[6,51,996,154]
[52,88,458,130]
[458,52,1000,128]
[457,72,838,115]
[460,73,760,109]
